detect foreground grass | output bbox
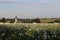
[0,23,60,40]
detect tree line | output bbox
[0,18,60,23]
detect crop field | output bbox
[0,23,60,40]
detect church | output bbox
[14,16,23,23]
[14,16,17,23]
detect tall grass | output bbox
[0,23,60,40]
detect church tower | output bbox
[14,16,18,23]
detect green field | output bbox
[0,23,60,40]
[2,23,60,30]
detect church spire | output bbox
[14,16,18,23]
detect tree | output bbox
[54,19,60,23]
[1,18,6,23]
[10,19,15,23]
[33,18,40,23]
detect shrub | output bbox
[0,25,60,40]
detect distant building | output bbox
[14,16,18,23]
[14,16,23,23]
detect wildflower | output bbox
[1,33,5,36]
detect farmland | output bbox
[0,23,60,40]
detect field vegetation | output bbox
[0,17,60,23]
[0,23,60,40]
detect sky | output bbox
[0,0,60,18]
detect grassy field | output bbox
[0,23,60,40]
[1,23,60,30]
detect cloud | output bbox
[0,0,59,7]
[0,0,16,2]
[0,0,50,6]
[16,0,60,7]
[0,0,17,4]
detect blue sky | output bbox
[0,0,60,18]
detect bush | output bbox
[0,25,60,40]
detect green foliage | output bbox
[1,18,6,23]
[54,19,60,23]
[0,25,60,40]
[1,18,60,23]
[10,19,15,23]
[32,18,40,23]
[23,19,33,23]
